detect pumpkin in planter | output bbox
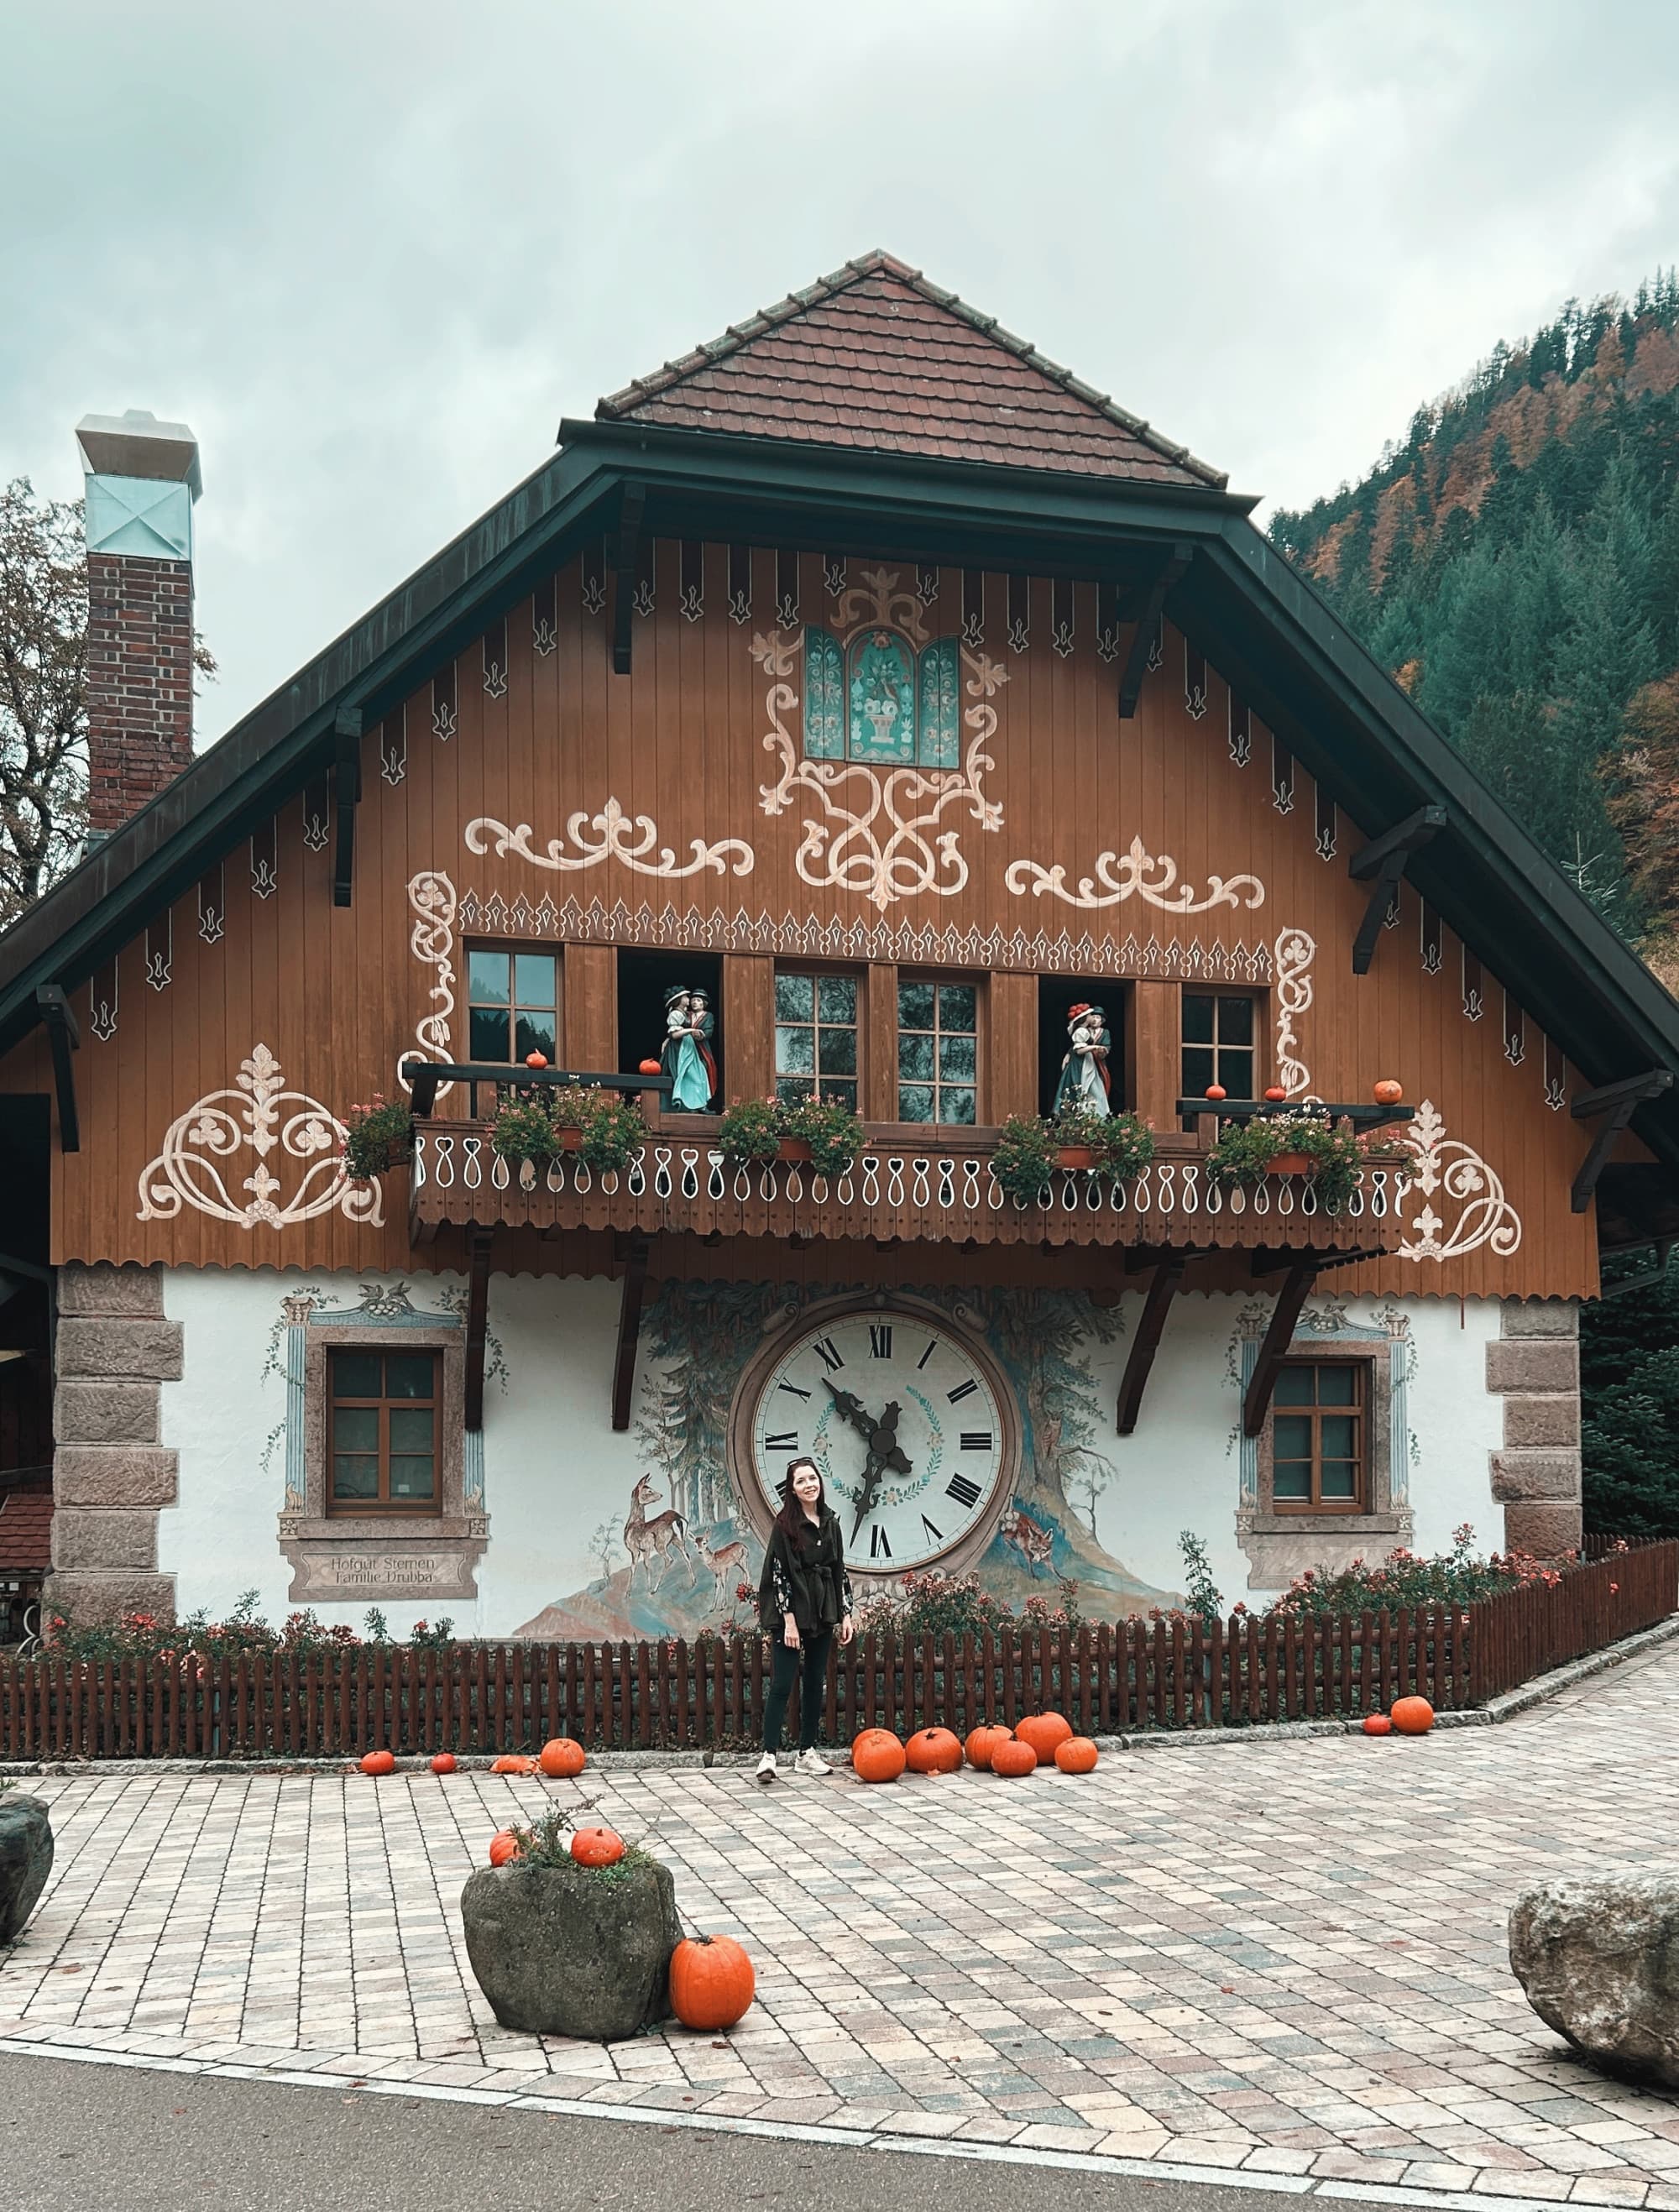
[965,1725,1012,1770]
[491,1754,537,1775]
[1362,1713,1393,1737]
[669,1934,756,2032]
[1015,1712,1073,1760]
[570,1826,625,1868]
[429,1752,458,1775]
[850,1728,906,1783]
[990,1738,1038,1777]
[1054,1736,1099,1774]
[1390,1696,1435,1735]
[538,1737,587,1778]
[359,1749,395,1776]
[904,1727,963,1775]
[488,1829,523,1867]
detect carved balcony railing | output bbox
[411,1123,1406,1255]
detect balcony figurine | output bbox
[659,985,718,1113]
[1052,1002,1111,1119]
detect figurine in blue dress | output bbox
[1052,1002,1111,1118]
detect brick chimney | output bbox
[75,411,202,839]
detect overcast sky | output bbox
[6,0,1678,743]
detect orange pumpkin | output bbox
[525,1051,549,1070]
[669,1934,756,2032]
[1362,1713,1393,1737]
[538,1737,587,1778]
[965,1725,1012,1770]
[1263,1085,1289,1103]
[1054,1736,1099,1774]
[904,1727,963,1775]
[1373,1078,1404,1106]
[1204,1083,1227,1102]
[429,1752,457,1775]
[359,1749,395,1776]
[489,1829,523,1867]
[1015,1712,1073,1760]
[1390,1695,1435,1735]
[850,1728,907,1783]
[991,1738,1038,1777]
[490,1754,537,1775]
[569,1825,625,1868]
[638,1059,662,1077]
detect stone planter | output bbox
[1510,1873,1679,2088]
[0,1793,53,1945]
[461,1854,681,2041]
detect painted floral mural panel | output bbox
[803,625,845,760]
[847,629,918,763]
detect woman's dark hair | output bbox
[776,1456,825,1538]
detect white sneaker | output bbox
[756,1752,778,1785]
[795,1748,832,1777]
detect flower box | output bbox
[776,1137,813,1165]
[1266,1152,1312,1176]
[1054,1144,1096,1172]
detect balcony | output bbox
[409,1120,1406,1258]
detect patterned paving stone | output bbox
[3,1640,1679,2199]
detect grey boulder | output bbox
[0,1793,54,1944]
[1509,1873,1679,2087]
[461,1855,680,2042]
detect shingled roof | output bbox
[0,1490,52,1573]
[596,251,1227,490]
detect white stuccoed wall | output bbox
[156,1267,1504,1634]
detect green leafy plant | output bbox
[342,1095,414,1178]
[990,1113,1060,1204]
[716,1096,782,1165]
[1178,1530,1223,1630]
[1204,1111,1362,1213]
[546,1085,598,1128]
[1092,1109,1156,1184]
[505,1806,654,1884]
[1263,1522,1567,1620]
[490,1090,558,1164]
[577,1092,644,1175]
[782,1093,865,1178]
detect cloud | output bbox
[6,0,1678,739]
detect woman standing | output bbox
[756,1457,854,1783]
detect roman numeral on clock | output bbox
[945,1472,982,1509]
[813,1336,844,1372]
[868,1324,893,1358]
[916,1341,936,1370]
[960,1430,993,1453]
[946,1378,978,1404]
[777,1380,812,1400]
[870,1524,892,1560]
[764,1431,798,1452]
[921,1514,944,1545]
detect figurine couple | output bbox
[660,986,717,1113]
[1053,1001,1111,1117]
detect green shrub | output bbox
[342,1095,414,1178]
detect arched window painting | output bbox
[803,625,960,766]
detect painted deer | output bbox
[694,1529,750,1609]
[1000,1507,1054,1580]
[624,1474,693,1588]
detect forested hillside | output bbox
[1270,274,1679,969]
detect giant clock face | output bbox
[735,1302,1014,1575]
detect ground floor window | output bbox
[328,1347,441,1513]
[1271,1361,1365,1511]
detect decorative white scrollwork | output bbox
[402,871,458,1098]
[755,629,1007,912]
[138,1045,382,1231]
[1274,928,1315,1097]
[1005,834,1266,916]
[464,800,755,881]
[1394,1099,1522,1262]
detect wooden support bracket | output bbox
[1348,805,1446,974]
[332,707,363,909]
[611,1235,651,1431]
[1117,545,1191,719]
[35,985,81,1155]
[611,482,646,677]
[1115,1254,1185,1434]
[1242,1257,1319,1438]
[463,1227,494,1433]
[1570,1068,1674,1213]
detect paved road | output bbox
[2,2052,1337,2212]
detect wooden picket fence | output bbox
[2,1543,1672,1761]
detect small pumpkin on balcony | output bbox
[342,1095,415,1179]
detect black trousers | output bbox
[762,1628,834,1753]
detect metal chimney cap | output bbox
[75,410,202,499]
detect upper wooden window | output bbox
[467,948,559,1065]
[897,978,979,1125]
[775,970,860,1112]
[1182,990,1256,1100]
[1271,1362,1366,1512]
[328,1348,442,1515]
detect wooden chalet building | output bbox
[3,254,1677,1638]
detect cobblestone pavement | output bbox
[4,1645,1679,2207]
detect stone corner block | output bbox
[54,1381,161,1446]
[1490,1450,1582,1503]
[1500,1299,1580,1339]
[50,1507,160,1574]
[1504,1395,1582,1448]
[1502,1500,1583,1558]
[55,1316,183,1384]
[40,1571,176,1628]
[55,1263,165,1318]
[1486,1339,1579,1394]
[53,1446,179,1509]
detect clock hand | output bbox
[850,1401,913,1541]
[823,1378,876,1441]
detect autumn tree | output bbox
[0,479,87,923]
[1602,672,1679,982]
